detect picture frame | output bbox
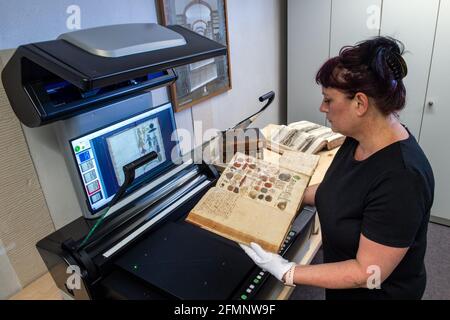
[157,0,232,112]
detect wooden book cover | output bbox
[186,152,319,253]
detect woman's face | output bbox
[319,87,358,136]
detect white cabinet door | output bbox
[330,0,382,57]
[287,0,331,125]
[420,0,450,225]
[380,0,440,138]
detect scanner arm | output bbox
[199,91,275,156]
[232,91,275,130]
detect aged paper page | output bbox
[186,152,318,253]
[216,153,310,216]
[186,187,294,253]
[279,150,320,176]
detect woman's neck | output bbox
[352,114,409,161]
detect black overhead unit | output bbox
[1,25,227,127]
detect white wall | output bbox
[0,0,286,229]
[192,0,286,144]
[0,0,158,48]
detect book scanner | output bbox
[2,23,316,300]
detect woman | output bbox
[241,37,434,300]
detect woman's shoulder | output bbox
[398,135,434,190]
[392,134,433,182]
[368,136,435,201]
[364,133,432,174]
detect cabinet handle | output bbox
[427,101,434,107]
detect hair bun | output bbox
[365,37,407,81]
[386,51,408,81]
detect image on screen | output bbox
[70,103,179,213]
[107,118,166,185]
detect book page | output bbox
[186,187,294,253]
[192,187,240,219]
[216,153,310,216]
[279,150,320,176]
[186,151,319,253]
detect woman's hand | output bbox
[240,242,295,282]
[303,184,320,206]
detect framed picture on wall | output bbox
[157,0,232,112]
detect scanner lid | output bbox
[2,24,227,92]
[1,24,227,127]
[32,25,226,91]
[58,23,187,58]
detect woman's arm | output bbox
[286,234,408,289]
[303,184,320,206]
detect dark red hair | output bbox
[316,37,407,115]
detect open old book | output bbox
[186,151,319,253]
[268,121,345,155]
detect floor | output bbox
[290,222,450,300]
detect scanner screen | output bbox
[70,103,179,213]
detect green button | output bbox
[75,146,81,153]
[253,279,260,284]
[241,294,248,300]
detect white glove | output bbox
[240,242,296,282]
